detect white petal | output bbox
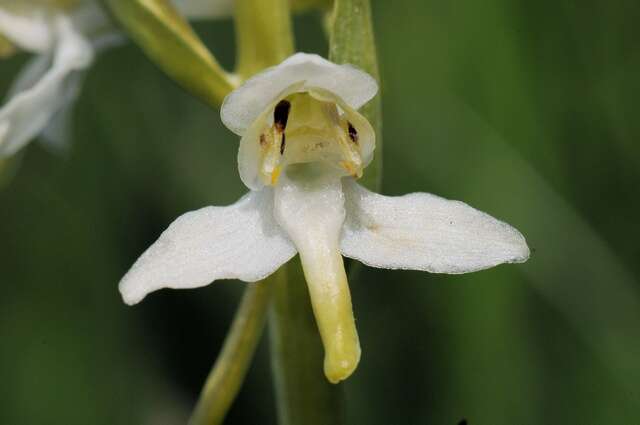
[68,0,125,50]
[6,49,51,96]
[273,166,360,383]
[221,53,378,136]
[0,15,93,157]
[40,72,84,151]
[40,3,125,152]
[0,7,52,52]
[69,0,111,35]
[236,100,274,191]
[171,0,234,19]
[119,189,296,305]
[341,179,530,274]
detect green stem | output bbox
[103,0,236,107]
[188,280,273,425]
[234,0,295,77]
[269,258,345,425]
[329,0,382,191]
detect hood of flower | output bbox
[220,53,378,191]
[221,53,378,135]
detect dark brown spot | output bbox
[348,122,358,144]
[274,100,291,132]
[259,134,266,146]
[280,133,286,155]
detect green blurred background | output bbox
[1,0,639,423]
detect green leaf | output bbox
[329,0,382,191]
[102,0,236,107]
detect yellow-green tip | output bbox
[299,249,362,383]
[323,329,361,384]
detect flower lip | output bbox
[221,53,379,136]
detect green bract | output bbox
[330,0,381,191]
[103,0,236,107]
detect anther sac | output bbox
[274,100,291,131]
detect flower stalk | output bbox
[188,280,274,425]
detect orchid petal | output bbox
[119,189,296,305]
[69,0,112,35]
[341,179,530,273]
[236,95,283,191]
[0,15,93,157]
[40,72,83,151]
[221,53,378,136]
[273,166,360,383]
[0,6,52,52]
[46,2,124,152]
[236,81,305,191]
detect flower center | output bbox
[257,92,363,186]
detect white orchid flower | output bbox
[119,53,530,383]
[0,0,232,158]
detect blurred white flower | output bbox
[119,53,530,383]
[0,0,98,156]
[0,0,233,158]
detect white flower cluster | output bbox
[0,0,232,157]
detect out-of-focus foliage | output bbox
[1,1,639,424]
[104,0,235,107]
